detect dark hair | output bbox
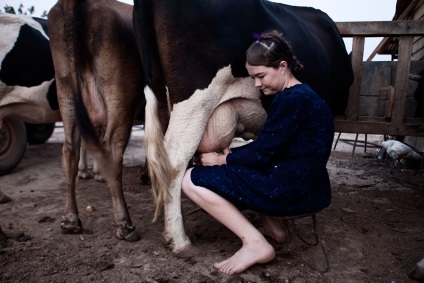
[246,30,304,75]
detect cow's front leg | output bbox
[77,142,91,179]
[92,160,105,182]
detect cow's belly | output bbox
[0,80,61,123]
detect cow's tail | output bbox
[133,0,171,222]
[71,1,103,153]
[144,86,171,222]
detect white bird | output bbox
[381,140,423,162]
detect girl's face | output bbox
[246,61,287,95]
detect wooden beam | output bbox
[336,21,424,37]
[334,120,424,136]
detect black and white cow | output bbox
[133,0,354,256]
[0,14,100,179]
[0,13,60,175]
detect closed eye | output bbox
[251,74,265,79]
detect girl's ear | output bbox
[279,60,288,69]
[279,60,288,72]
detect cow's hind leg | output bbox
[60,122,84,234]
[97,122,141,242]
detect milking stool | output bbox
[277,210,330,273]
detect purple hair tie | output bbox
[253,32,262,41]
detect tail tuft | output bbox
[144,86,172,222]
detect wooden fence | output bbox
[334,20,424,137]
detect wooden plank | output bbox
[334,120,424,136]
[336,21,424,37]
[382,86,395,119]
[338,116,424,123]
[345,36,364,120]
[347,59,423,121]
[360,62,392,98]
[414,0,424,19]
[391,36,414,123]
[412,37,424,58]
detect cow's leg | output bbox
[93,160,104,182]
[109,148,140,241]
[78,142,90,179]
[163,165,197,257]
[48,5,84,235]
[162,106,213,256]
[93,113,140,242]
[92,129,105,182]
[162,97,234,255]
[105,158,139,241]
[163,103,238,257]
[163,101,255,256]
[78,140,105,182]
[60,116,83,234]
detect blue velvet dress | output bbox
[190,83,334,216]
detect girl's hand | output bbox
[199,147,230,166]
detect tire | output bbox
[25,122,56,145]
[0,118,27,175]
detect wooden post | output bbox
[391,35,414,123]
[345,36,364,120]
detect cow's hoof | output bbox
[78,169,92,179]
[125,229,141,242]
[60,216,83,234]
[175,244,201,259]
[116,225,141,242]
[94,173,105,182]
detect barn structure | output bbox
[333,0,424,153]
[373,0,424,150]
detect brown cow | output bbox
[48,0,144,241]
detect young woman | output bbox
[181,30,334,275]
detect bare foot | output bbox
[213,238,275,275]
[260,215,289,243]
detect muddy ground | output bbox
[0,126,423,283]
